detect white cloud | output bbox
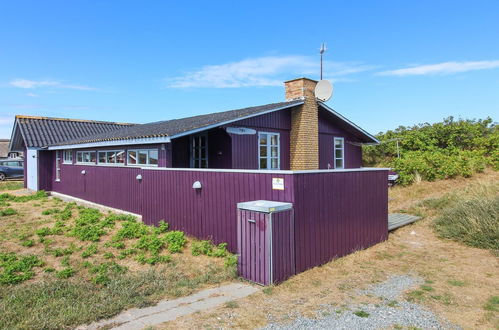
[9,78,96,91]
[377,60,499,76]
[26,93,38,97]
[166,55,372,88]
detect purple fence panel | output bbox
[292,170,388,273]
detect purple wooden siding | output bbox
[271,209,295,283]
[233,109,292,130]
[292,170,388,273]
[318,109,364,169]
[52,163,294,250]
[319,134,362,169]
[237,210,270,285]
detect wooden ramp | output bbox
[388,213,422,231]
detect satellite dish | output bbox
[314,80,333,102]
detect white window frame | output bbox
[190,134,208,168]
[334,137,345,169]
[127,149,159,167]
[258,132,280,170]
[97,149,126,166]
[55,150,61,181]
[76,151,97,165]
[62,150,73,164]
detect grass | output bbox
[484,296,499,312]
[353,310,369,318]
[0,181,23,192]
[0,189,238,329]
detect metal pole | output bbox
[320,53,323,80]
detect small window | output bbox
[190,134,208,168]
[76,151,97,164]
[63,150,73,164]
[97,150,125,165]
[55,151,61,181]
[259,132,280,170]
[127,149,158,166]
[334,137,345,169]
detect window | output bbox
[190,134,208,168]
[259,132,280,170]
[63,150,73,164]
[8,152,18,159]
[98,150,125,165]
[76,151,97,164]
[55,151,61,181]
[334,137,345,169]
[127,149,158,166]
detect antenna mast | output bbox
[319,42,326,80]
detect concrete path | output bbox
[78,283,259,330]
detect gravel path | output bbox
[263,274,461,330]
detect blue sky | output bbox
[1,1,498,138]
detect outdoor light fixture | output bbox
[192,181,202,189]
[81,170,86,175]
[136,174,142,181]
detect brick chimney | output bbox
[284,77,319,170]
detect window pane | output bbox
[200,147,206,159]
[149,150,158,165]
[271,146,278,157]
[89,152,96,163]
[109,151,118,163]
[138,151,147,164]
[259,134,267,145]
[270,134,278,146]
[335,159,343,168]
[260,146,267,157]
[259,158,267,169]
[98,152,106,163]
[83,152,89,163]
[200,159,207,168]
[116,151,125,164]
[128,151,137,164]
[77,153,82,163]
[271,158,278,169]
[335,139,343,148]
[335,149,343,158]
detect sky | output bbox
[1,0,498,138]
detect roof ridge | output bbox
[15,115,134,126]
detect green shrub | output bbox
[81,244,98,258]
[191,240,228,257]
[135,253,171,265]
[433,195,499,250]
[0,253,44,284]
[135,234,165,254]
[56,267,75,279]
[363,116,498,185]
[21,239,35,247]
[165,231,186,253]
[0,208,17,216]
[152,220,169,234]
[113,221,149,240]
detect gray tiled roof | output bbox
[13,116,133,149]
[54,100,304,146]
[0,139,9,157]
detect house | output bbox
[0,139,22,159]
[9,78,388,284]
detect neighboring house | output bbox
[0,139,23,159]
[9,78,389,284]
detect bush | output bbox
[165,231,186,253]
[433,195,499,250]
[363,117,498,185]
[0,208,17,216]
[0,253,44,284]
[113,220,149,240]
[191,240,228,257]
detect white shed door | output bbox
[26,148,39,191]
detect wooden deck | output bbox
[388,213,421,231]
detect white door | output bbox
[26,148,38,191]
